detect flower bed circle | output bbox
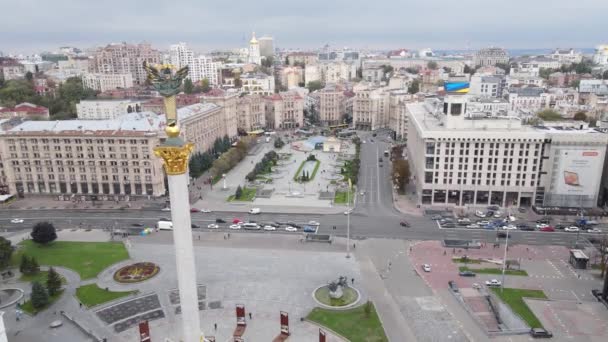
[113,262,160,283]
[313,285,360,308]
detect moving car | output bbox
[475,210,486,218]
[564,226,580,232]
[530,328,553,338]
[215,218,226,223]
[232,218,243,224]
[229,224,242,230]
[459,270,476,277]
[587,228,602,233]
[191,224,200,228]
[303,225,317,233]
[308,221,320,226]
[159,217,170,222]
[497,231,510,238]
[242,223,261,230]
[400,221,409,227]
[131,223,144,227]
[378,157,383,162]
[448,280,459,292]
[344,209,353,215]
[207,224,219,229]
[422,264,431,272]
[200,209,212,213]
[285,226,298,232]
[503,224,517,230]
[485,279,501,287]
[161,207,171,211]
[249,208,261,215]
[431,215,442,220]
[466,224,480,229]
[263,225,276,231]
[536,223,549,229]
[540,226,555,232]
[518,225,534,231]
[190,208,199,213]
[536,218,551,224]
[157,221,173,230]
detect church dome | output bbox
[250,32,258,45]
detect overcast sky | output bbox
[1,0,606,54]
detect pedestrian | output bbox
[79,302,83,308]
[228,233,231,238]
[388,261,392,269]
[353,243,356,249]
[249,312,252,319]
[223,234,226,240]
[214,323,217,330]
[443,250,447,256]
[198,235,200,240]
[351,278,354,285]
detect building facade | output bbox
[240,72,275,95]
[0,103,50,120]
[76,100,142,120]
[593,45,608,66]
[318,85,346,126]
[248,32,261,65]
[287,52,318,66]
[473,47,509,67]
[0,58,24,80]
[90,43,161,85]
[280,66,304,89]
[550,48,582,64]
[236,95,266,132]
[82,73,134,92]
[200,89,239,140]
[264,92,304,129]
[170,43,221,85]
[258,36,274,58]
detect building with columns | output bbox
[237,95,266,132]
[317,84,346,126]
[407,95,608,208]
[200,89,239,140]
[264,91,304,129]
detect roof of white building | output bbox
[177,102,220,121]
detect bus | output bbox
[329,123,349,130]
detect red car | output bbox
[540,226,555,232]
[190,208,199,213]
[232,218,242,224]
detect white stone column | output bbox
[167,173,202,342]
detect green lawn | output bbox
[20,271,67,284]
[227,187,257,202]
[491,288,547,328]
[334,191,354,204]
[310,160,321,180]
[21,290,64,315]
[15,240,129,280]
[459,266,528,276]
[307,303,388,342]
[293,159,320,182]
[76,284,137,308]
[452,257,482,264]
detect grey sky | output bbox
[1,0,606,54]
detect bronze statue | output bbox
[143,62,189,97]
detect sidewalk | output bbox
[392,189,424,217]
[0,195,166,211]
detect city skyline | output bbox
[1,0,607,54]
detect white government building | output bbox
[407,94,608,208]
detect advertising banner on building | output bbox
[554,149,602,196]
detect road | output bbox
[0,131,602,248]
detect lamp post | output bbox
[346,178,352,259]
[144,62,203,342]
[501,227,510,293]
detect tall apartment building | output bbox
[264,92,304,129]
[82,73,134,92]
[473,47,509,67]
[305,61,357,84]
[593,45,608,66]
[258,36,274,58]
[169,43,220,85]
[0,117,166,197]
[200,89,239,140]
[76,99,142,120]
[407,95,608,208]
[469,75,506,98]
[90,43,161,85]
[237,95,266,132]
[318,85,346,126]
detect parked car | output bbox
[485,279,501,287]
[475,210,486,218]
[207,224,219,229]
[249,208,261,215]
[344,209,354,215]
[536,223,549,229]
[503,225,517,230]
[263,225,276,231]
[285,226,298,232]
[229,224,242,230]
[487,205,500,211]
[431,215,442,220]
[422,264,431,272]
[478,220,490,226]
[459,271,476,277]
[400,221,409,227]
[287,222,302,228]
[530,328,553,338]
[536,218,551,224]
[518,225,534,231]
[466,224,480,229]
[493,211,502,218]
[303,226,317,233]
[591,289,603,301]
[448,280,459,292]
[458,218,471,224]
[242,223,261,230]
[215,218,226,223]
[443,223,456,228]
[540,226,555,232]
[564,226,580,232]
[308,221,320,226]
[497,231,510,238]
[190,208,199,213]
[508,215,517,222]
[131,223,144,227]
[159,217,170,222]
[191,224,200,228]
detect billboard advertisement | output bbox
[553,149,602,196]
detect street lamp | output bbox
[500,227,510,293]
[346,178,352,259]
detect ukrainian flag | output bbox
[445,82,470,94]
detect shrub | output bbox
[46,267,62,296]
[235,185,243,199]
[31,281,49,309]
[31,222,57,244]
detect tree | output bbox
[537,109,563,121]
[364,300,372,318]
[463,65,474,74]
[427,61,438,70]
[261,56,274,68]
[392,159,411,191]
[183,78,194,94]
[46,267,62,296]
[31,221,57,244]
[573,111,588,121]
[405,67,419,74]
[25,71,34,82]
[603,70,608,80]
[408,79,420,94]
[570,79,581,89]
[235,185,243,199]
[30,281,49,309]
[201,78,211,93]
[20,255,31,274]
[274,137,285,149]
[306,80,323,93]
[539,68,554,80]
[0,237,13,269]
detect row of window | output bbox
[9,145,148,153]
[15,174,153,182]
[9,138,149,145]
[9,153,149,160]
[13,166,152,174]
[12,160,151,167]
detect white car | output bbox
[263,225,276,231]
[308,221,320,226]
[285,226,298,232]
[564,226,580,232]
[466,224,480,229]
[485,279,502,287]
[422,264,431,272]
[508,215,517,222]
[161,207,171,211]
[10,219,24,224]
[478,220,490,226]
[586,228,602,233]
[207,224,219,229]
[493,212,502,218]
[536,223,549,229]
[200,209,212,213]
[229,224,241,230]
[344,209,353,215]
[475,210,485,218]
[503,225,517,230]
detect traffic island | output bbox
[307,301,388,342]
[76,284,138,308]
[490,288,547,328]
